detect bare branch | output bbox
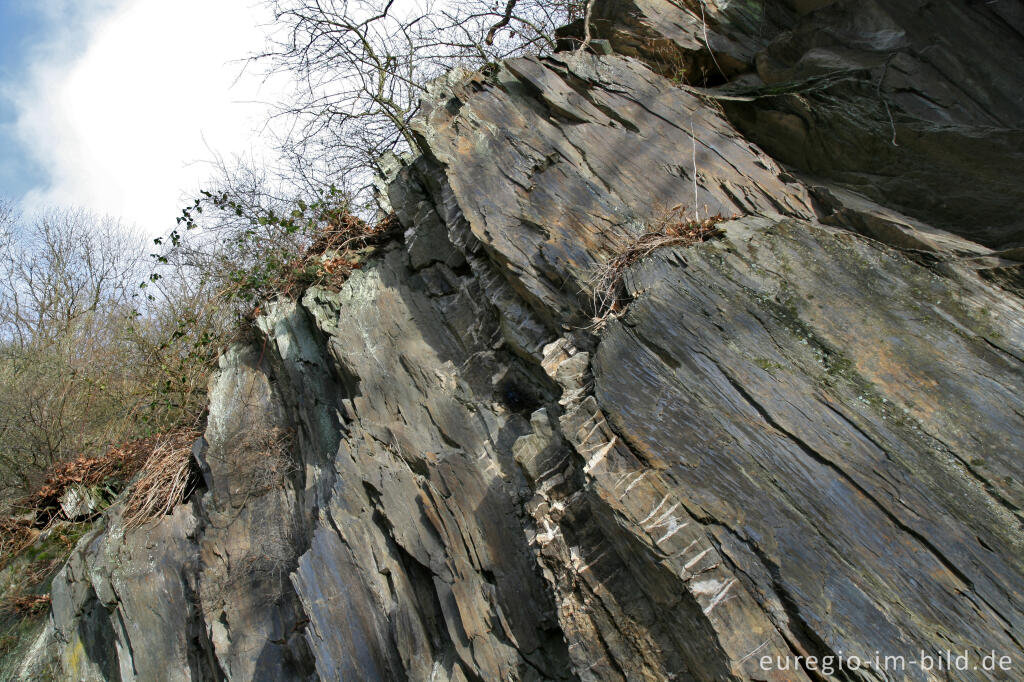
[485,0,519,45]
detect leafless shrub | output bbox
[200,426,298,508]
[233,427,298,498]
[0,206,149,500]
[233,516,298,594]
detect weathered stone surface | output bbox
[412,52,814,327]
[24,3,1024,681]
[44,502,219,681]
[597,217,1024,680]
[194,343,318,682]
[290,250,573,681]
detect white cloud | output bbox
[13,0,288,236]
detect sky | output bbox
[0,0,287,237]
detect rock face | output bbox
[21,2,1024,680]
[568,0,1024,248]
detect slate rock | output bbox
[25,4,1024,681]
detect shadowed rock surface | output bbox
[16,2,1024,680]
[563,0,1024,247]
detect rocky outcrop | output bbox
[19,2,1024,681]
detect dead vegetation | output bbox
[6,595,49,617]
[0,519,34,571]
[248,211,400,305]
[26,441,149,525]
[122,430,201,530]
[588,205,731,328]
[0,523,83,651]
[0,428,201,663]
[1,428,201,571]
[239,427,297,496]
[16,430,201,532]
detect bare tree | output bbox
[0,207,149,497]
[257,0,584,205]
[0,207,145,349]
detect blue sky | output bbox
[0,0,286,235]
[0,2,52,198]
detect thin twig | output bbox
[698,1,726,81]
[691,119,700,220]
